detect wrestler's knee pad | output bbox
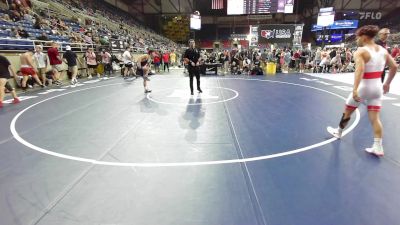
[339,113,351,129]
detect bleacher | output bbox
[0,0,180,54]
[0,7,84,51]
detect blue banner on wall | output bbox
[312,20,359,31]
[316,34,343,43]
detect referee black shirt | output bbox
[183,48,200,68]
[0,55,11,79]
[63,50,78,67]
[376,39,388,50]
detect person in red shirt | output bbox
[47,42,63,85]
[153,52,161,73]
[162,51,170,72]
[391,45,399,59]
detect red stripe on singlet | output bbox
[363,71,382,79]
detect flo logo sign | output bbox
[359,12,382,20]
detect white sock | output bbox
[373,138,383,147]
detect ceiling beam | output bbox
[146,0,162,14]
[342,0,352,10]
[361,0,375,10]
[167,0,180,13]
[381,0,399,9]
[128,3,144,15]
[187,0,193,12]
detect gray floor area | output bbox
[1,74,400,225]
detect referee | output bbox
[183,39,202,95]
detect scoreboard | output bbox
[227,0,294,15]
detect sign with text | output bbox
[311,20,359,31]
[359,12,382,20]
[258,24,296,43]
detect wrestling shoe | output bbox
[12,98,20,104]
[365,145,384,157]
[327,126,342,139]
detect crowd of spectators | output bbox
[0,0,179,54]
[0,0,185,94]
[197,40,400,76]
[48,0,177,52]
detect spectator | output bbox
[34,45,48,86]
[17,26,29,38]
[330,52,342,73]
[251,55,263,75]
[23,9,33,22]
[122,46,134,78]
[47,42,63,86]
[341,48,352,72]
[0,54,20,108]
[153,52,161,73]
[85,47,97,79]
[300,49,309,73]
[223,51,230,74]
[278,49,285,72]
[284,49,292,72]
[33,15,42,29]
[37,32,49,41]
[293,50,301,72]
[0,14,12,22]
[38,10,47,18]
[9,7,21,22]
[44,70,55,85]
[100,48,112,77]
[314,48,322,71]
[261,49,268,64]
[63,45,80,85]
[99,35,109,45]
[57,19,68,31]
[329,48,337,60]
[320,54,330,73]
[242,56,251,74]
[391,44,399,59]
[376,28,390,49]
[10,28,20,38]
[83,32,93,44]
[162,51,170,72]
[376,28,391,82]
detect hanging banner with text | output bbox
[258,24,297,43]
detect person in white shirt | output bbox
[122,46,134,79]
[34,45,48,85]
[242,57,251,74]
